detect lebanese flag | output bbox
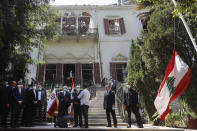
[154,50,192,121]
[47,83,57,116]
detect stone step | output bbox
[88,123,128,126]
[89,108,118,110]
[88,119,123,123]
[1,125,185,131]
[88,113,121,117]
[89,116,121,119]
[89,109,119,114]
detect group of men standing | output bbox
[57,85,90,128]
[0,81,46,128]
[103,82,144,128]
[1,79,144,129]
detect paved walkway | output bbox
[1,124,189,131]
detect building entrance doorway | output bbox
[82,64,94,87]
[63,64,75,86]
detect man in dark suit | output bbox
[11,81,25,127]
[111,80,117,94]
[72,85,82,127]
[37,84,46,122]
[103,84,117,128]
[124,82,143,128]
[22,83,38,127]
[57,86,71,128]
[0,81,12,128]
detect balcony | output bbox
[61,27,98,38]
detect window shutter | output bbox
[94,63,101,84]
[38,64,45,82]
[56,63,62,84]
[75,63,82,85]
[119,18,126,34]
[103,18,110,35]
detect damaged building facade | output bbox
[26,4,143,86]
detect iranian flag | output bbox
[68,77,74,115]
[47,82,58,116]
[154,50,192,121]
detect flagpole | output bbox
[172,0,197,53]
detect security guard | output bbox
[103,84,117,128]
[124,82,143,128]
[72,85,82,127]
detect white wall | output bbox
[97,9,142,42]
[96,6,143,78]
[44,40,99,64]
[27,5,143,81]
[25,48,39,84]
[100,41,131,78]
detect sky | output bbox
[50,0,118,5]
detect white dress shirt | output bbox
[19,87,21,94]
[33,89,36,99]
[38,91,42,101]
[78,88,90,106]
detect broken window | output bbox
[108,19,120,34]
[104,18,126,35]
[62,11,77,35]
[78,12,90,35]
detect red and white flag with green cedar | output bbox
[154,50,192,121]
[47,82,57,116]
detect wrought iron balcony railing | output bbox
[61,27,98,36]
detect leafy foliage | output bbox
[136,0,197,14]
[0,0,59,81]
[153,100,191,127]
[127,0,197,125]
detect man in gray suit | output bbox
[103,84,117,128]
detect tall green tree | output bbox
[127,40,160,123]
[136,0,197,14]
[127,0,197,124]
[0,0,58,81]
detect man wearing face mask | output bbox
[77,84,90,128]
[57,86,71,128]
[103,84,117,128]
[23,83,38,127]
[37,84,46,122]
[72,85,82,127]
[11,81,25,128]
[0,81,12,128]
[124,82,143,128]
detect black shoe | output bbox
[1,125,7,128]
[106,125,112,127]
[81,126,88,128]
[73,124,78,127]
[127,125,131,128]
[138,125,144,128]
[114,125,117,128]
[11,125,16,128]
